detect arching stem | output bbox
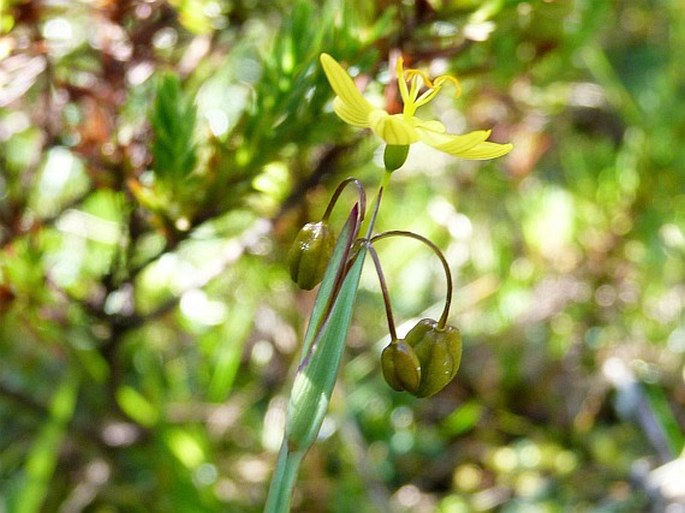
[322,177,366,223]
[366,243,398,341]
[370,230,453,329]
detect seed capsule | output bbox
[405,318,462,397]
[381,318,462,397]
[288,221,336,290]
[381,339,421,393]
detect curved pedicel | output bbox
[368,230,461,397]
[369,230,453,328]
[322,177,366,224]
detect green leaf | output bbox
[286,205,366,451]
[297,206,360,364]
[151,73,197,183]
[441,401,484,436]
[206,300,257,402]
[266,204,367,513]
[644,383,685,455]
[116,385,159,427]
[9,370,79,513]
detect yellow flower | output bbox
[320,53,513,166]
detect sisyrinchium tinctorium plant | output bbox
[264,52,513,512]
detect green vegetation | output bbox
[1,0,684,512]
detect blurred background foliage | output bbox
[1,0,684,511]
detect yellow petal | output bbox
[369,111,419,145]
[320,53,374,126]
[418,128,492,155]
[413,118,446,133]
[333,97,370,127]
[451,141,514,160]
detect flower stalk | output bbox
[370,230,453,329]
[322,177,366,222]
[367,244,398,341]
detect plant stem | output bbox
[370,230,453,329]
[264,441,305,513]
[367,244,397,341]
[322,177,366,222]
[360,171,391,237]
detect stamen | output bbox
[397,61,462,114]
[405,68,434,89]
[395,56,410,107]
[413,88,440,108]
[408,76,420,103]
[434,75,462,97]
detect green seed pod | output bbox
[381,339,421,393]
[383,144,410,171]
[288,221,336,290]
[404,318,462,397]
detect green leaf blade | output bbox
[286,205,366,451]
[151,73,198,182]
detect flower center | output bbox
[396,57,462,118]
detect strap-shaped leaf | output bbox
[297,204,359,365]
[286,205,366,451]
[267,204,366,513]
